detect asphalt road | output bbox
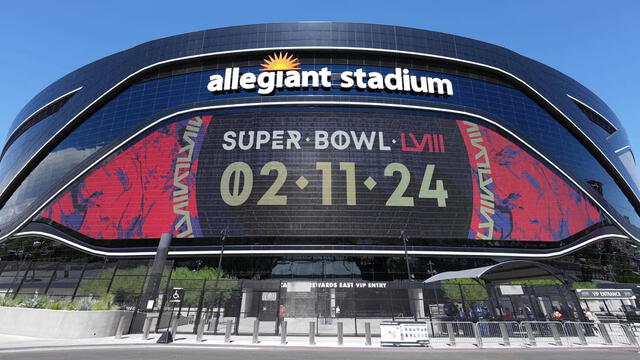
[1,345,639,360]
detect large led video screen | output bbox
[40,110,602,245]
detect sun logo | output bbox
[260,52,301,72]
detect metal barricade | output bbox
[563,322,608,346]
[601,323,637,346]
[520,321,564,347]
[429,321,477,347]
[476,321,525,348]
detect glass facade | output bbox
[1,57,639,241]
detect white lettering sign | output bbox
[207,67,453,96]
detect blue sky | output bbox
[1,0,638,160]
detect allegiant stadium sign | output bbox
[207,52,454,96]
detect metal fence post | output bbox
[280,321,287,345]
[550,322,563,346]
[364,322,372,346]
[524,322,536,347]
[252,319,260,344]
[597,323,612,345]
[70,263,87,301]
[309,321,316,345]
[472,322,483,348]
[499,322,510,347]
[225,320,233,343]
[115,314,127,339]
[337,322,344,346]
[446,322,456,346]
[574,323,587,345]
[621,324,638,346]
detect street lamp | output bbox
[426,260,437,277]
[212,227,227,332]
[401,231,413,281]
[401,231,418,322]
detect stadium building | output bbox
[1,22,640,333]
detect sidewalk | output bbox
[0,332,637,352]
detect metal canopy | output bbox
[423,260,567,284]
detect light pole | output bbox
[212,227,227,332]
[426,260,437,278]
[401,231,417,321]
[425,259,437,333]
[401,231,413,281]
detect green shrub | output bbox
[91,293,119,311]
[21,296,49,309]
[0,295,121,311]
[46,300,76,310]
[75,298,94,311]
[572,282,597,289]
[0,295,27,307]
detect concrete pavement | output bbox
[0,330,639,360]
[1,345,639,360]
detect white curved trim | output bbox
[616,145,631,154]
[2,45,638,215]
[12,231,629,258]
[2,100,638,244]
[5,87,82,145]
[567,94,618,133]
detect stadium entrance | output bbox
[154,261,584,336]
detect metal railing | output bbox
[209,319,640,349]
[476,321,525,347]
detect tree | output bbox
[441,278,488,302]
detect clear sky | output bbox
[1,0,638,161]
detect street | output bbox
[0,345,639,360]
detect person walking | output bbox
[585,308,600,335]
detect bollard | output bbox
[170,315,179,339]
[550,323,563,346]
[597,323,612,345]
[621,324,638,346]
[142,315,153,340]
[446,323,456,346]
[280,321,287,345]
[574,323,587,345]
[337,322,344,346]
[523,323,536,347]
[115,314,127,339]
[225,320,233,343]
[252,319,260,344]
[196,316,206,343]
[499,322,510,347]
[472,323,483,348]
[364,322,372,346]
[309,321,316,345]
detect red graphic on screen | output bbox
[41,115,601,244]
[457,120,601,241]
[41,116,211,239]
[400,133,445,153]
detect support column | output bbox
[133,233,172,333]
[138,234,172,312]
